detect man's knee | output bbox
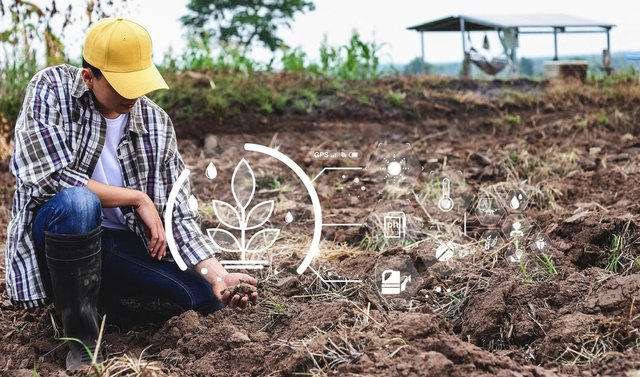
[51,187,101,232]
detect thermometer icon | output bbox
[438,177,454,212]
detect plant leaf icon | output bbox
[212,200,242,229]
[206,228,241,252]
[245,228,280,252]
[246,200,274,230]
[231,158,255,209]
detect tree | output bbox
[519,57,535,77]
[181,0,315,53]
[404,57,434,75]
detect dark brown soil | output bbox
[222,283,258,298]
[2,78,640,376]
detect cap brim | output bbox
[102,63,169,99]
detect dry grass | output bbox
[96,349,164,377]
[557,328,622,365]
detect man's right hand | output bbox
[134,193,167,260]
[86,180,167,260]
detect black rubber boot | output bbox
[45,226,103,371]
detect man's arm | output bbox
[85,179,167,259]
[86,179,141,208]
[12,75,90,202]
[161,117,257,309]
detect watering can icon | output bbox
[380,270,411,295]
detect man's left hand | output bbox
[196,258,258,309]
[211,273,258,309]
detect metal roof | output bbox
[407,14,615,32]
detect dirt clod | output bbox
[222,282,258,297]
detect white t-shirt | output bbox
[91,113,129,230]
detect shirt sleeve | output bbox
[11,77,89,204]
[162,117,218,268]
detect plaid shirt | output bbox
[6,64,217,308]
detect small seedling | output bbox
[519,260,534,284]
[537,254,558,276]
[57,315,106,373]
[266,298,287,315]
[606,233,626,273]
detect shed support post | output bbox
[603,27,612,75]
[553,28,559,61]
[420,31,425,74]
[460,18,470,78]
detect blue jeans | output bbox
[32,186,223,321]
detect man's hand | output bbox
[134,194,166,260]
[196,258,258,309]
[212,273,258,309]
[86,179,167,260]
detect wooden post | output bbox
[460,17,470,78]
[553,28,558,61]
[604,27,612,75]
[420,31,425,74]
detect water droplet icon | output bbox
[188,195,199,211]
[285,211,294,223]
[205,162,217,179]
[510,195,520,209]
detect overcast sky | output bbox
[71,0,639,65]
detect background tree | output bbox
[404,56,434,75]
[181,0,315,53]
[518,57,535,76]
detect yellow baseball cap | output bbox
[83,17,168,99]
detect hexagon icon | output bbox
[528,232,552,254]
[420,169,475,215]
[374,254,423,306]
[506,189,529,213]
[362,198,428,252]
[435,241,456,262]
[364,142,424,188]
[501,215,533,241]
[480,230,506,252]
[506,242,528,264]
[474,195,506,226]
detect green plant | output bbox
[266,298,287,315]
[57,315,106,373]
[318,31,382,80]
[255,175,289,191]
[281,47,307,71]
[593,111,610,127]
[607,233,626,273]
[519,260,534,284]
[504,114,521,126]
[537,254,558,276]
[358,231,385,252]
[386,89,405,107]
